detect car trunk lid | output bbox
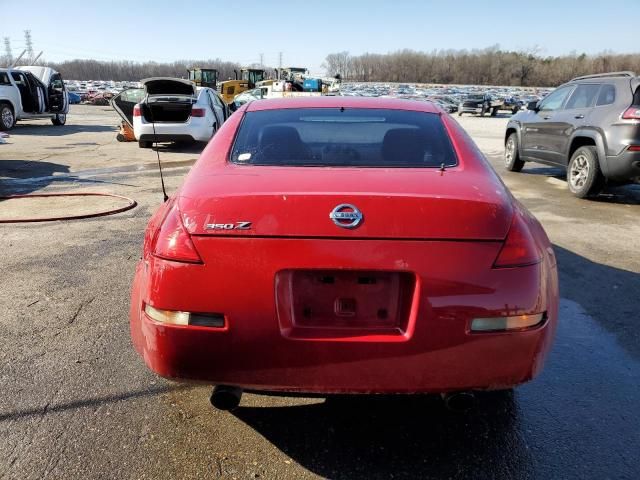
[141,77,196,96]
[179,166,513,240]
[140,77,197,123]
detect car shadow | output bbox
[519,164,640,204]
[0,159,135,196]
[232,391,528,479]
[519,164,566,179]
[0,159,70,196]
[152,142,207,154]
[592,183,640,205]
[9,124,117,136]
[553,244,640,360]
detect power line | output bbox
[24,30,33,61]
[3,37,12,62]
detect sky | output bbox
[1,0,638,75]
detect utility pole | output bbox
[259,53,264,67]
[3,37,12,66]
[24,30,34,63]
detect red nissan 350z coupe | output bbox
[130,97,558,410]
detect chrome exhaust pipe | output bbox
[210,385,243,411]
[441,391,476,412]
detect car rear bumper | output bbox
[130,238,559,394]
[138,133,197,143]
[604,149,640,182]
[134,119,212,142]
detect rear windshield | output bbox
[230,108,457,167]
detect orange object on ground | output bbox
[116,121,136,142]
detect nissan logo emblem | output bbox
[329,204,363,229]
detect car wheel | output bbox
[458,112,463,117]
[0,103,15,131]
[504,133,525,172]
[51,113,66,126]
[568,146,604,198]
[512,106,520,114]
[138,140,153,149]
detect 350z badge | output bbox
[205,221,252,231]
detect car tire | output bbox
[491,107,499,117]
[568,146,604,198]
[51,113,66,126]
[512,106,520,114]
[504,133,525,172]
[458,112,463,117]
[0,103,15,131]
[139,140,153,149]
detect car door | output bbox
[549,83,601,162]
[203,90,220,133]
[110,88,144,128]
[208,90,226,125]
[11,71,36,113]
[521,85,574,163]
[47,72,68,114]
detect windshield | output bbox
[241,70,264,85]
[230,108,457,168]
[201,70,217,84]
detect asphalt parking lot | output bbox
[1,105,639,480]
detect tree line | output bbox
[322,47,640,87]
[3,46,640,87]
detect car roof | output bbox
[245,96,442,113]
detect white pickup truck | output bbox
[0,66,69,131]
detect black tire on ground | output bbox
[491,107,499,117]
[512,106,520,114]
[504,132,525,172]
[138,140,153,149]
[51,113,66,126]
[458,112,463,116]
[0,103,15,131]
[567,146,605,198]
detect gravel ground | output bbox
[1,105,639,480]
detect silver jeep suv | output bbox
[504,72,640,198]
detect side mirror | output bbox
[527,101,539,111]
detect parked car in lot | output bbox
[505,71,640,197]
[458,93,503,116]
[67,91,81,104]
[130,97,559,410]
[0,66,69,130]
[111,77,229,148]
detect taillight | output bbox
[191,107,206,117]
[152,205,202,263]
[133,104,141,117]
[628,145,640,152]
[493,212,541,268]
[622,107,640,120]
